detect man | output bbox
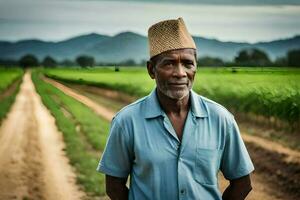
[97,18,254,200]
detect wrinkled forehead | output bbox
[151,48,196,62]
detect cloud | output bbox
[69,0,300,6]
[0,0,299,42]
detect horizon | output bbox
[0,0,300,43]
[2,31,300,45]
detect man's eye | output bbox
[162,62,173,67]
[184,62,194,68]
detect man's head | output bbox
[147,18,197,100]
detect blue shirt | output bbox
[97,89,254,200]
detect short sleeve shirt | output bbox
[97,89,254,200]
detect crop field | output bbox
[0,68,23,93]
[0,68,23,123]
[44,67,300,128]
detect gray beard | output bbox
[157,82,193,100]
[162,87,189,100]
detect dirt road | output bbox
[45,77,300,200]
[0,72,85,200]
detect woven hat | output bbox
[148,17,196,58]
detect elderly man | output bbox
[97,18,254,200]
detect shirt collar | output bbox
[143,88,208,119]
[190,90,208,118]
[144,89,164,119]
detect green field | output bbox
[32,70,109,197]
[0,68,23,124]
[0,68,23,93]
[44,67,300,128]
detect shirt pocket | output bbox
[194,148,221,185]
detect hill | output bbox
[0,32,299,63]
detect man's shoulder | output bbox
[200,95,232,113]
[113,95,148,121]
[193,92,234,120]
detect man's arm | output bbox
[106,175,129,200]
[222,174,252,200]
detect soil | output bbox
[46,77,300,200]
[236,112,300,150]
[0,71,86,200]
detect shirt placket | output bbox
[177,111,198,200]
[177,143,187,200]
[162,110,198,200]
[162,114,183,199]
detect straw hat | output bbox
[148,17,196,58]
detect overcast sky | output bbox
[0,0,300,43]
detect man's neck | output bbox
[156,89,190,116]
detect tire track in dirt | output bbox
[0,71,85,200]
[45,77,300,200]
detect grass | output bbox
[0,68,23,92]
[0,67,23,124]
[0,83,21,124]
[44,67,300,129]
[45,67,152,97]
[31,70,110,197]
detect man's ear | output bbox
[147,61,155,79]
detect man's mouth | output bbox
[169,82,187,86]
[168,82,188,89]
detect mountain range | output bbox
[0,32,299,63]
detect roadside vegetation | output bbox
[44,67,300,130]
[31,70,109,198]
[0,68,23,124]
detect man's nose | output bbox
[173,64,187,77]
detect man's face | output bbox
[147,48,197,100]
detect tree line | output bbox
[1,48,300,68]
[197,48,300,67]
